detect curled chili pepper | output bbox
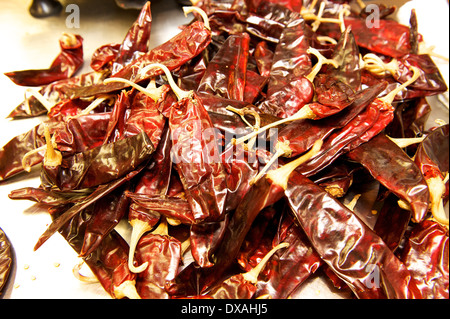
[4,33,84,87]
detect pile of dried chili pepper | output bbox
[1,0,448,299]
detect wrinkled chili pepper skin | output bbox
[135,233,182,299]
[285,170,422,299]
[66,21,212,98]
[42,131,155,191]
[414,124,449,181]
[259,18,313,118]
[56,207,137,299]
[346,133,430,223]
[80,183,132,257]
[400,220,449,299]
[0,227,13,295]
[4,34,84,87]
[169,93,228,224]
[204,274,257,299]
[198,33,250,101]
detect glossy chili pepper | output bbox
[373,194,412,252]
[134,219,182,299]
[204,242,289,299]
[243,69,268,104]
[34,164,146,251]
[258,17,313,118]
[79,182,132,257]
[346,133,430,223]
[399,220,449,299]
[197,33,250,101]
[0,227,13,296]
[56,207,140,299]
[8,70,109,119]
[254,40,274,77]
[413,124,449,227]
[282,170,422,299]
[8,186,89,206]
[41,130,155,191]
[255,211,323,299]
[90,43,121,72]
[4,33,84,86]
[65,8,212,99]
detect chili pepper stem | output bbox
[72,260,99,283]
[427,175,449,227]
[233,105,316,146]
[362,53,399,77]
[226,106,262,150]
[114,280,141,299]
[306,47,340,83]
[103,78,163,102]
[387,135,427,149]
[344,194,361,211]
[139,63,193,101]
[128,219,153,273]
[250,141,292,185]
[69,96,109,119]
[241,242,289,284]
[25,88,54,112]
[22,144,47,172]
[182,6,211,31]
[152,217,169,236]
[43,123,62,168]
[379,66,421,105]
[266,140,323,191]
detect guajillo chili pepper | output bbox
[263,158,422,299]
[399,220,449,299]
[0,227,13,295]
[413,124,449,227]
[127,125,172,273]
[4,33,84,86]
[165,141,322,297]
[197,32,250,101]
[34,163,146,251]
[79,182,132,257]
[134,217,185,298]
[203,243,289,299]
[8,185,90,206]
[40,129,155,191]
[56,207,141,299]
[346,133,430,223]
[64,6,212,99]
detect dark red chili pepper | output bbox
[90,43,121,72]
[41,130,155,191]
[8,186,89,206]
[373,194,412,252]
[197,33,250,101]
[413,124,449,227]
[0,227,13,296]
[243,70,268,104]
[203,242,289,299]
[34,164,146,251]
[4,33,84,87]
[134,219,182,299]
[65,10,212,99]
[346,133,430,223]
[400,220,449,299]
[254,41,274,77]
[282,170,422,299]
[79,182,132,257]
[255,211,323,299]
[258,18,313,118]
[57,207,140,299]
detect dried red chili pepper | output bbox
[79,182,132,257]
[41,130,155,191]
[197,33,250,101]
[400,220,449,299]
[203,242,289,299]
[346,133,430,223]
[65,7,212,99]
[4,33,84,86]
[0,227,13,296]
[134,218,182,298]
[57,207,140,299]
[254,41,273,77]
[414,124,449,226]
[264,160,422,298]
